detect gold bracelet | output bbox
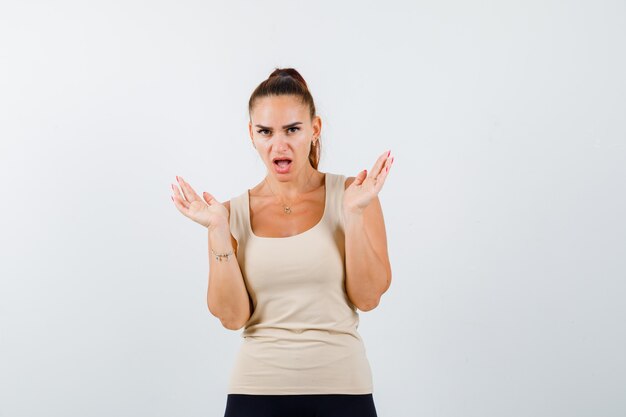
[211,248,234,262]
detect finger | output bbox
[354,169,367,185]
[176,176,202,203]
[171,191,189,214]
[368,149,392,180]
[382,155,393,176]
[171,183,190,210]
[202,191,220,206]
[373,156,393,192]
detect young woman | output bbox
[171,68,394,417]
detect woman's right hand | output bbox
[171,176,229,231]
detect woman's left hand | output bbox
[343,150,394,214]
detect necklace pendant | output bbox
[284,206,292,214]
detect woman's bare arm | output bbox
[206,201,251,330]
[343,177,392,311]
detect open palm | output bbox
[171,176,228,230]
[344,150,394,214]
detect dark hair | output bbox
[248,68,321,170]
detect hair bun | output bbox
[269,67,308,88]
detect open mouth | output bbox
[273,158,292,168]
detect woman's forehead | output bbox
[252,96,308,123]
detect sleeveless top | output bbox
[226,172,374,395]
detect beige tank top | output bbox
[226,172,374,395]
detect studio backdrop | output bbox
[1,1,624,416]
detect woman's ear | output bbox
[312,115,322,138]
[248,121,256,148]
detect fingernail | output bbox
[387,150,391,157]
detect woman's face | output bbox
[249,95,321,178]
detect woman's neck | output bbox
[263,167,321,200]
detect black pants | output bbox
[223,393,378,417]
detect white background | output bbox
[1,1,625,416]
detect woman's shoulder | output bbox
[330,172,356,190]
[224,189,249,214]
[324,171,354,190]
[222,193,248,255]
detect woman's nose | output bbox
[273,135,290,148]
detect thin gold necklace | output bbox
[264,169,316,214]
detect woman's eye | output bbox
[256,127,299,135]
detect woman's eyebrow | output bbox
[255,122,302,129]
